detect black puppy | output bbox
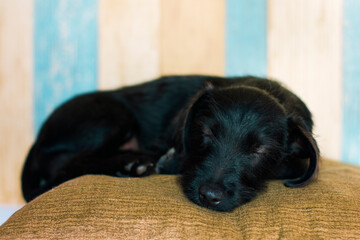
[22,75,319,212]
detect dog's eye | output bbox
[250,144,267,155]
[202,125,215,145]
[202,134,214,145]
[255,145,267,154]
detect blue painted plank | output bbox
[342,0,360,166]
[225,0,267,77]
[34,0,98,134]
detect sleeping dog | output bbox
[22,75,319,212]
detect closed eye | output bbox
[244,132,268,155]
[203,133,214,145]
[202,124,215,145]
[255,145,267,154]
[247,144,268,155]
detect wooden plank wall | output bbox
[342,0,360,165]
[267,0,343,160]
[99,0,160,89]
[0,0,33,203]
[1,0,360,204]
[34,0,98,134]
[160,0,225,76]
[226,0,267,76]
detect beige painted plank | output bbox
[160,0,225,76]
[99,0,160,89]
[268,0,343,160]
[0,0,33,203]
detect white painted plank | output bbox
[0,0,33,203]
[160,0,225,76]
[268,0,343,160]
[99,0,160,89]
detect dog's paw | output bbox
[119,156,155,177]
[155,148,176,174]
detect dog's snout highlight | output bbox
[199,184,224,207]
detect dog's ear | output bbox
[284,117,320,188]
[182,90,212,155]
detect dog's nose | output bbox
[199,184,224,207]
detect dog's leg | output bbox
[21,92,157,202]
[155,148,181,174]
[23,149,158,202]
[54,151,157,188]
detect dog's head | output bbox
[181,86,319,212]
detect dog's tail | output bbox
[284,124,320,188]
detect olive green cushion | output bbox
[1,159,360,239]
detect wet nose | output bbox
[199,184,224,207]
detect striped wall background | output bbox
[0,0,359,204]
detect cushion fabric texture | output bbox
[1,159,360,239]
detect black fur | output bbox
[22,75,319,212]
